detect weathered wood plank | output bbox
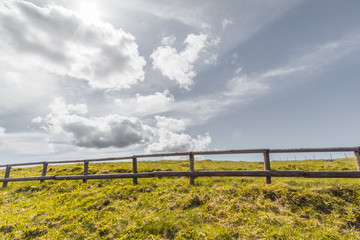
[47,171,360,179]
[354,150,360,170]
[1,147,357,168]
[3,170,360,183]
[46,170,360,179]
[40,162,48,183]
[83,161,89,183]
[263,150,271,184]
[132,157,138,184]
[301,171,360,178]
[2,166,11,187]
[193,149,268,155]
[270,147,356,153]
[0,161,47,168]
[0,176,56,182]
[189,152,195,185]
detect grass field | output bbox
[1,158,360,239]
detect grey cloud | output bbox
[35,98,212,151]
[61,116,153,148]
[37,98,154,149]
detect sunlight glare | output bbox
[77,2,101,24]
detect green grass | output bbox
[1,158,360,239]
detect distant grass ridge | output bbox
[1,158,360,239]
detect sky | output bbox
[1,0,360,164]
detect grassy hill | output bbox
[1,158,360,239]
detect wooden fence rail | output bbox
[1,147,360,187]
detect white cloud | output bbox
[182,33,208,62]
[204,54,218,65]
[226,75,269,97]
[37,98,154,148]
[223,36,360,106]
[149,35,360,128]
[234,67,242,74]
[32,117,43,124]
[145,115,211,152]
[114,90,175,116]
[168,65,309,125]
[226,34,360,100]
[151,45,195,90]
[225,66,306,98]
[222,18,233,29]
[155,115,186,132]
[229,67,305,96]
[295,35,360,71]
[175,35,360,126]
[208,36,221,47]
[115,1,212,29]
[151,33,208,90]
[0,0,146,90]
[261,67,304,78]
[146,129,211,153]
[171,97,230,125]
[161,35,176,46]
[49,97,88,116]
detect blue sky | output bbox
[0,0,360,164]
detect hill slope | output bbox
[1,159,360,239]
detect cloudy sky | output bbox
[1,0,360,164]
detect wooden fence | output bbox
[1,147,360,187]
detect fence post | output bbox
[354,148,360,170]
[2,165,11,188]
[132,157,138,185]
[83,161,89,183]
[263,150,271,184]
[40,162,48,183]
[189,152,195,185]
